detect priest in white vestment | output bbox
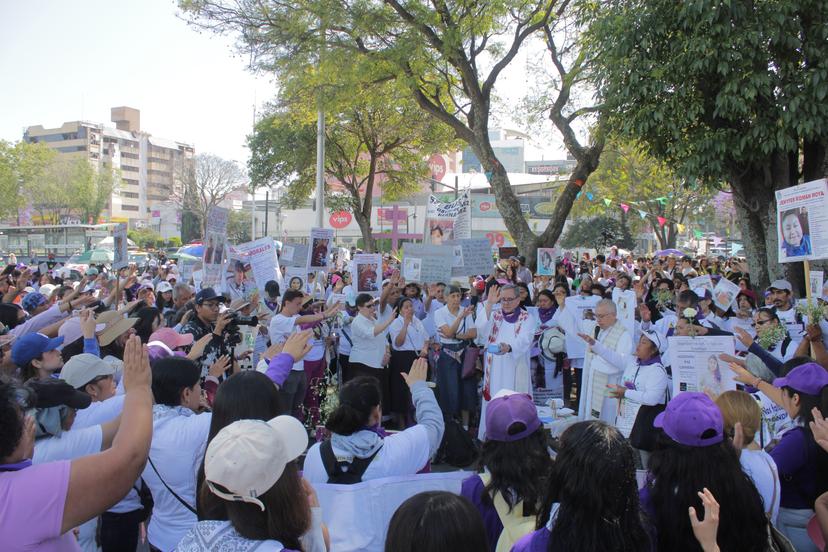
[475,284,537,439]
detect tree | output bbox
[560,215,634,252]
[0,140,57,222]
[249,76,455,252]
[128,228,164,249]
[569,140,716,249]
[174,153,247,238]
[180,0,602,264]
[226,208,252,244]
[587,0,828,289]
[67,159,118,224]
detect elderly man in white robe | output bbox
[578,299,634,425]
[475,284,537,439]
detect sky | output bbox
[0,0,567,168]
[0,0,271,164]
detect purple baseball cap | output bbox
[654,392,723,447]
[773,363,828,396]
[485,392,542,442]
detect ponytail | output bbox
[325,376,381,436]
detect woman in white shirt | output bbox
[434,285,477,427]
[388,297,429,428]
[715,390,781,524]
[348,293,398,406]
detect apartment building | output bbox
[24,106,193,235]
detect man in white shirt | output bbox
[767,279,804,338]
[268,289,340,416]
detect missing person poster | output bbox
[113,223,128,270]
[447,238,493,277]
[351,254,382,297]
[402,244,453,284]
[562,295,601,360]
[668,335,736,398]
[202,206,228,288]
[425,191,471,245]
[223,248,257,302]
[279,242,310,268]
[284,267,308,294]
[307,228,334,269]
[536,248,557,276]
[689,275,714,296]
[612,287,636,337]
[776,178,828,262]
[712,277,740,312]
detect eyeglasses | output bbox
[201,302,221,309]
[595,312,613,319]
[755,318,773,326]
[500,296,518,303]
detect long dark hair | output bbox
[131,306,161,344]
[325,376,380,435]
[199,462,309,550]
[385,491,488,552]
[540,421,649,552]
[478,427,551,516]
[647,436,768,551]
[198,371,284,520]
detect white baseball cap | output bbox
[60,353,116,389]
[205,416,308,511]
[642,329,667,355]
[156,281,173,293]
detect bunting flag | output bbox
[620,203,629,213]
[730,243,742,255]
[676,223,686,233]
[657,216,667,227]
[693,230,704,239]
[603,198,612,207]
[711,236,724,247]
[576,191,582,199]
[638,210,647,220]
[586,192,594,201]
[656,197,668,205]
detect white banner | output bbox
[425,191,471,244]
[113,224,128,270]
[202,206,228,288]
[775,178,828,262]
[668,335,736,398]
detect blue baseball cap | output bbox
[21,292,47,313]
[11,333,65,367]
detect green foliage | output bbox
[128,228,164,249]
[586,0,828,183]
[226,208,252,244]
[560,215,634,251]
[0,140,57,220]
[167,236,183,248]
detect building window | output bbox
[121,205,139,211]
[122,192,139,199]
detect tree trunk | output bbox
[667,224,677,249]
[354,209,376,253]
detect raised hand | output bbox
[208,355,231,378]
[487,285,500,305]
[122,335,151,392]
[401,357,428,387]
[688,488,721,552]
[187,334,213,361]
[282,329,313,361]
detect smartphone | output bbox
[487,343,502,355]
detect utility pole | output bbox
[314,19,325,228]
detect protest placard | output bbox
[307,228,334,269]
[284,267,308,294]
[234,237,282,292]
[402,244,453,284]
[351,254,383,297]
[562,295,600,360]
[775,178,828,262]
[424,191,471,245]
[279,242,310,268]
[223,248,257,302]
[612,288,636,337]
[689,275,714,296]
[809,270,824,299]
[668,335,736,398]
[202,206,228,288]
[536,248,557,276]
[113,223,128,270]
[712,277,740,312]
[447,238,492,277]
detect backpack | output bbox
[436,418,479,467]
[319,440,381,484]
[539,326,566,359]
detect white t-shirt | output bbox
[268,313,303,371]
[388,317,428,352]
[33,425,103,464]
[142,406,212,552]
[434,306,474,345]
[349,313,388,368]
[740,449,780,524]
[337,313,354,356]
[73,394,125,429]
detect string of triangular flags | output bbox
[574,191,725,246]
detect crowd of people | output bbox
[1,245,828,551]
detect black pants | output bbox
[100,508,144,552]
[562,366,583,411]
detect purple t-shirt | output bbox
[510,528,550,552]
[770,426,818,509]
[0,460,80,551]
[461,474,503,551]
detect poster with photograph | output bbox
[562,295,601,360]
[425,191,471,245]
[689,275,714,296]
[447,238,492,277]
[178,259,198,285]
[307,228,334,269]
[235,237,283,293]
[712,277,740,312]
[536,248,557,276]
[113,223,128,270]
[202,206,228,288]
[351,254,382,296]
[615,398,642,439]
[776,178,828,262]
[402,244,454,284]
[612,287,636,337]
[403,257,422,282]
[279,242,310,268]
[223,248,257,302]
[452,245,464,268]
[809,270,824,299]
[668,335,736,398]
[284,267,308,294]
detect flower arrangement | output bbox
[683,307,698,319]
[757,323,787,350]
[796,299,827,326]
[654,289,674,309]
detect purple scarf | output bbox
[538,307,556,323]
[502,309,521,323]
